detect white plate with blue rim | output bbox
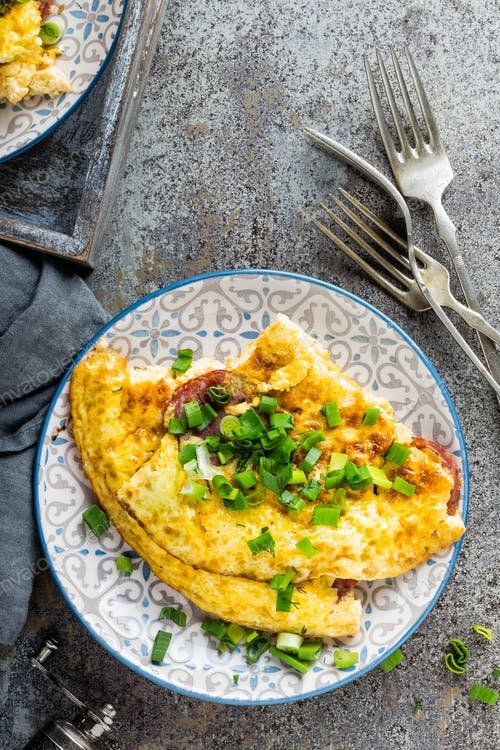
[0,0,126,163]
[35,270,469,705]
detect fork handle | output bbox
[431,199,500,388]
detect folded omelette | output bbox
[70,315,464,638]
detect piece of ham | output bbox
[412,437,461,514]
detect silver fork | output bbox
[365,46,500,385]
[313,188,500,347]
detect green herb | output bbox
[447,638,469,666]
[269,646,309,674]
[367,466,393,489]
[300,478,322,501]
[168,417,187,435]
[344,461,372,491]
[171,347,193,374]
[179,443,197,465]
[234,469,258,490]
[362,406,381,425]
[276,632,303,653]
[270,412,294,430]
[295,537,319,559]
[258,395,278,415]
[412,696,423,716]
[247,528,276,556]
[279,490,306,514]
[232,674,239,685]
[39,21,63,46]
[333,649,359,669]
[300,446,322,474]
[320,401,342,428]
[184,400,203,428]
[276,584,296,612]
[384,441,411,466]
[82,504,110,537]
[380,649,405,673]
[115,556,133,575]
[207,385,231,404]
[151,630,172,664]
[246,635,270,664]
[220,415,240,437]
[392,476,416,496]
[323,469,345,489]
[159,607,187,627]
[444,652,465,675]
[298,641,323,661]
[298,430,325,451]
[201,618,227,640]
[469,684,499,706]
[289,468,307,484]
[196,403,218,431]
[329,452,348,471]
[472,624,493,640]
[311,504,340,527]
[269,570,294,591]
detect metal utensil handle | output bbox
[303,127,500,396]
[431,199,500,386]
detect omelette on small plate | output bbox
[70,315,464,650]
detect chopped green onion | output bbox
[259,395,278,415]
[269,646,309,674]
[323,469,345,489]
[223,491,249,510]
[333,649,359,669]
[334,487,348,512]
[269,570,294,591]
[289,468,307,484]
[329,452,348,471]
[296,537,319,558]
[159,607,187,627]
[362,406,380,425]
[279,490,306,514]
[217,443,236,465]
[196,403,218,431]
[311,504,340,527]
[384,441,411,466]
[299,430,325,451]
[207,385,231,405]
[179,443,197,465]
[276,584,295,612]
[247,528,276,556]
[195,442,219,479]
[39,20,63,46]
[320,401,342,428]
[82,504,110,537]
[168,417,187,435]
[469,684,499,706]
[300,446,322,474]
[212,474,234,497]
[181,480,207,501]
[270,436,297,464]
[246,630,259,643]
[260,427,287,450]
[239,408,267,436]
[184,400,203,427]
[298,641,323,661]
[380,648,405,673]
[232,674,239,685]
[367,465,393,490]
[392,476,416,496]
[226,622,246,644]
[244,488,266,507]
[205,435,221,451]
[276,632,303,653]
[246,635,270,664]
[234,469,258,490]
[300,478,322,501]
[150,630,172,664]
[444,652,466,675]
[472,624,493,640]
[448,638,469,665]
[412,696,423,716]
[171,347,194,374]
[492,668,500,679]
[260,461,292,496]
[115,556,133,574]
[201,617,227,640]
[344,461,372,491]
[270,412,295,430]
[220,415,241,437]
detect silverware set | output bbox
[306,46,500,396]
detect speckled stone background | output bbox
[1,1,499,748]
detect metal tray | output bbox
[0,0,167,267]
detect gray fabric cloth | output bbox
[0,245,109,645]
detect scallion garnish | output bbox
[295,537,319,558]
[444,652,466,675]
[220,415,240,437]
[196,403,218,431]
[269,646,309,674]
[311,504,340,527]
[234,469,258,490]
[151,630,172,664]
[472,624,493,640]
[298,641,323,661]
[217,443,236,465]
[226,622,246,645]
[239,407,267,436]
[168,417,187,435]
[362,406,380,425]
[246,634,270,664]
[300,446,322,474]
[247,528,276,557]
[367,465,393,489]
[233,674,239,685]
[260,461,292,496]
[279,490,306,514]
[212,474,234,497]
[323,469,345,489]
[258,395,278,415]
[334,487,348,512]
[299,430,325,451]
[289,468,307,484]
[171,348,194,374]
[392,476,416,496]
[181,481,208,501]
[469,683,499,706]
[329,452,348,471]
[207,385,231,405]
[201,617,227,640]
[276,632,303,653]
[320,401,342,428]
[159,606,187,627]
[276,584,295,612]
[384,441,411,466]
[269,570,294,591]
[184,400,203,428]
[179,443,197,465]
[380,648,405,673]
[115,556,133,575]
[333,649,359,669]
[344,461,372,491]
[82,504,110,537]
[447,638,469,666]
[270,412,294,430]
[300,478,322,501]
[260,427,287,450]
[270,435,297,464]
[223,491,249,511]
[205,435,221,451]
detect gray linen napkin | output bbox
[0,244,109,645]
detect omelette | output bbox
[70,315,464,639]
[0,1,71,105]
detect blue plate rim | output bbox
[34,269,469,706]
[0,0,129,165]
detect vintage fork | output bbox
[313,188,500,347]
[364,46,500,386]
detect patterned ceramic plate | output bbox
[35,271,468,705]
[0,0,126,163]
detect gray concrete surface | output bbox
[1,0,499,748]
